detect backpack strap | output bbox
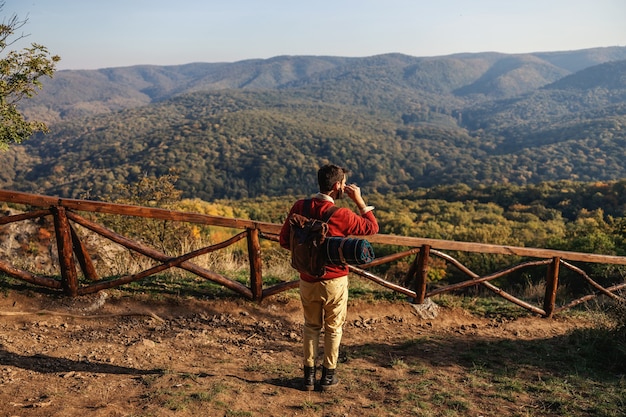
[302,198,339,222]
[322,205,339,222]
[302,199,312,218]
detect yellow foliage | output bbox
[176,198,247,219]
[190,226,201,241]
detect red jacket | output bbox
[279,197,379,281]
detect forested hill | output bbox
[19,47,626,124]
[3,47,626,200]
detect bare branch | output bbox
[0,3,30,52]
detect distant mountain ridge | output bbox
[21,47,626,123]
[4,47,626,201]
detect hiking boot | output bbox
[303,366,316,391]
[320,366,339,391]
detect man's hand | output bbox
[345,183,366,210]
[344,183,361,199]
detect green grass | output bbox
[332,294,625,416]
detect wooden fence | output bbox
[1,189,625,317]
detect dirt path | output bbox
[0,289,595,417]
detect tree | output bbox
[0,2,60,150]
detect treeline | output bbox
[3,75,626,202]
[3,54,626,201]
[200,178,626,287]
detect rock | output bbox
[410,298,440,319]
[141,339,156,348]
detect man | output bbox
[279,164,379,391]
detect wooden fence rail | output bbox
[1,189,625,317]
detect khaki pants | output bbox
[299,275,349,369]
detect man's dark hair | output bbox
[318,164,348,192]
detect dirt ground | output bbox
[0,287,597,417]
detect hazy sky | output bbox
[4,0,625,70]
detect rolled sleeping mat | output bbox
[324,237,375,266]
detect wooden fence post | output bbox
[51,206,79,296]
[69,223,99,281]
[543,257,560,318]
[247,228,263,300]
[415,245,431,304]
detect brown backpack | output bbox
[288,199,339,278]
